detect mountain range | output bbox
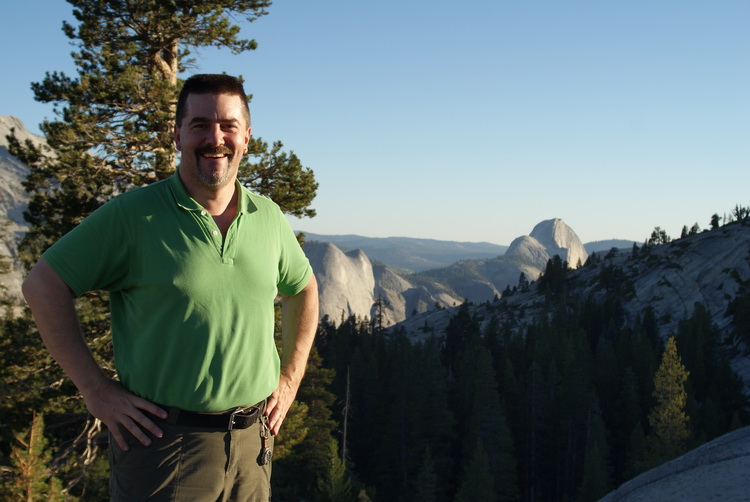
[303,232,638,273]
[305,218,592,327]
[302,233,508,272]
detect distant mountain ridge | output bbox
[302,232,507,272]
[305,218,588,327]
[585,239,640,254]
[302,233,636,275]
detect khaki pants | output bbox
[108,419,272,502]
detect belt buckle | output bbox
[228,406,256,431]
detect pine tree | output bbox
[675,303,718,402]
[609,367,642,484]
[5,413,64,502]
[408,339,455,499]
[577,440,610,502]
[453,441,495,502]
[647,227,671,246]
[536,255,568,298]
[645,336,691,466]
[345,334,383,486]
[452,343,517,501]
[8,0,317,267]
[517,272,529,292]
[577,405,612,502]
[443,302,479,372]
[270,400,309,462]
[369,338,425,499]
[414,448,438,502]
[273,346,339,499]
[519,358,549,501]
[315,441,354,502]
[625,422,647,479]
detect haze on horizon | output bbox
[1,1,748,246]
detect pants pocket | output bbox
[108,429,184,501]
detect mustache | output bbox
[196,146,233,156]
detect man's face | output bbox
[174,92,251,191]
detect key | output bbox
[257,415,272,466]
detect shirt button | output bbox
[201,210,207,216]
[212,230,219,236]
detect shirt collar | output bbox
[168,169,255,215]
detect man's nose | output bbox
[206,124,224,145]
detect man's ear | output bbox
[243,127,252,153]
[174,123,182,151]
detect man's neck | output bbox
[207,188,238,238]
[199,183,237,215]
[178,169,239,237]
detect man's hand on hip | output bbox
[82,378,167,451]
[270,275,319,436]
[266,375,299,436]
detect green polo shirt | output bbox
[43,172,313,412]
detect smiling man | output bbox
[22,74,318,501]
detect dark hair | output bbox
[175,74,250,127]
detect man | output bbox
[22,74,318,501]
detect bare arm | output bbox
[266,273,319,435]
[22,258,167,450]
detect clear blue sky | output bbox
[2,1,748,245]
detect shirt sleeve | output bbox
[42,198,131,297]
[276,210,313,297]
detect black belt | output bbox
[147,401,265,431]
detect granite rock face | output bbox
[600,426,750,501]
[506,218,588,270]
[304,241,463,327]
[0,116,37,297]
[304,242,376,324]
[305,218,590,327]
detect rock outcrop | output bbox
[0,116,36,297]
[305,219,590,326]
[304,240,464,327]
[505,218,588,269]
[408,218,589,306]
[304,242,376,324]
[600,426,750,501]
